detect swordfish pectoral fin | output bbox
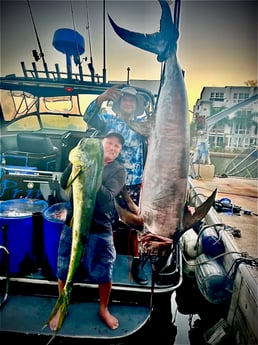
[114,185,144,227]
[114,200,144,228]
[183,188,217,230]
[117,185,139,214]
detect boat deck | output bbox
[0,295,150,340]
[189,176,258,279]
[0,253,180,343]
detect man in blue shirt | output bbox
[84,86,148,285]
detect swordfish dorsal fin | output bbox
[108,0,179,62]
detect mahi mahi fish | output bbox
[43,138,103,337]
[109,0,216,242]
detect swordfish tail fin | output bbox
[108,0,179,62]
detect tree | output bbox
[244,80,257,86]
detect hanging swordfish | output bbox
[109,0,216,242]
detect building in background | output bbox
[193,86,258,150]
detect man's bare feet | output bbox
[49,308,61,331]
[99,307,119,330]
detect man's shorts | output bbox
[57,224,116,284]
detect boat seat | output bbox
[17,133,58,154]
[3,133,58,171]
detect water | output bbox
[171,293,201,345]
[210,155,234,176]
[132,279,220,345]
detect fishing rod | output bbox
[85,0,96,82]
[26,0,49,77]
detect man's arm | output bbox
[97,166,126,204]
[83,85,121,130]
[83,99,105,131]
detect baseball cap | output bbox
[104,131,125,145]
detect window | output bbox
[233,93,249,101]
[210,92,224,101]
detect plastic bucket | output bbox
[43,202,70,279]
[0,198,48,274]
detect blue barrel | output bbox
[0,199,48,274]
[43,202,70,279]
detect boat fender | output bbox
[180,228,198,259]
[183,258,196,279]
[199,227,225,257]
[195,254,231,305]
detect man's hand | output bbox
[96,85,122,106]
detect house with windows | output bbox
[193,86,258,150]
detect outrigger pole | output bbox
[102,0,107,83]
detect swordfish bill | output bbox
[109,0,216,240]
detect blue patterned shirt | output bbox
[84,100,146,186]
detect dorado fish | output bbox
[109,0,216,243]
[43,137,103,339]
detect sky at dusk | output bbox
[0,0,257,111]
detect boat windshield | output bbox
[0,90,109,132]
[1,88,153,132]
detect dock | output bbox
[189,176,257,260]
[188,176,258,344]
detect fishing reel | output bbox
[214,198,241,214]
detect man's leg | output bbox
[98,281,119,330]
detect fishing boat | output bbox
[1,2,257,344]
[0,4,185,342]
